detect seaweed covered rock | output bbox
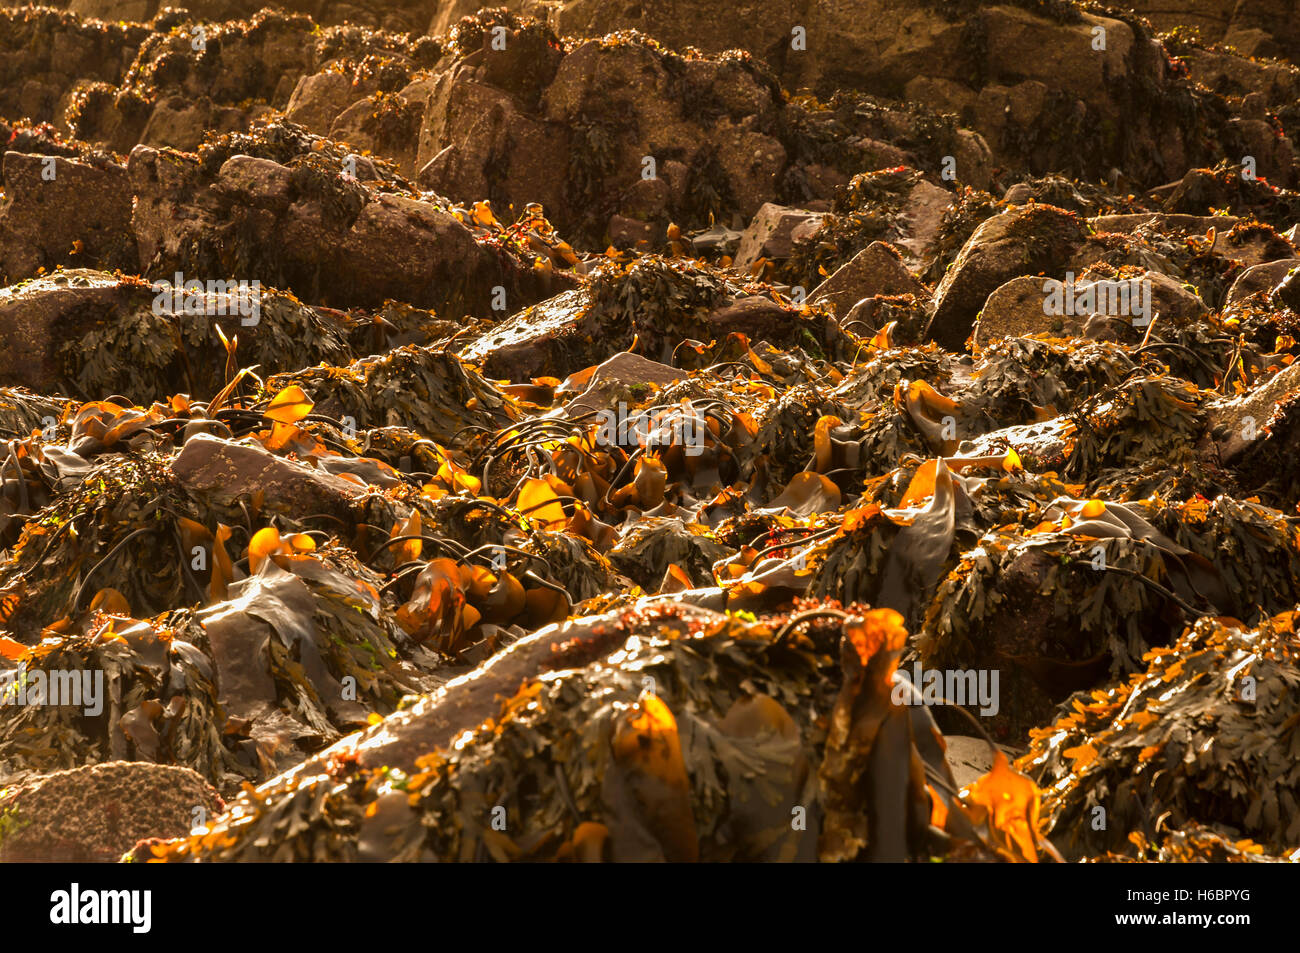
[2,0,1300,869]
[461,255,846,379]
[417,21,791,246]
[0,6,147,126]
[127,130,570,316]
[0,544,445,790]
[131,601,1060,863]
[0,268,352,400]
[734,204,825,272]
[266,344,518,443]
[70,0,436,35]
[415,26,570,212]
[1225,258,1300,307]
[1023,611,1300,860]
[172,434,369,521]
[556,0,1294,189]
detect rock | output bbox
[965,414,1074,475]
[141,96,272,152]
[1081,314,1139,343]
[328,90,425,176]
[129,142,567,317]
[0,266,353,400]
[607,214,656,250]
[428,0,556,38]
[285,71,368,136]
[1164,167,1284,218]
[472,18,566,107]
[1200,361,1300,464]
[1145,271,1209,324]
[556,0,798,73]
[556,0,1240,187]
[1127,0,1300,62]
[1089,212,1240,235]
[618,175,673,222]
[974,275,1077,347]
[538,37,787,240]
[974,269,1205,348]
[0,270,139,393]
[416,63,569,215]
[1225,383,1300,509]
[171,433,368,520]
[209,601,723,787]
[895,180,954,260]
[1181,48,1300,108]
[559,351,688,418]
[689,222,744,257]
[462,259,844,379]
[0,152,135,282]
[1217,224,1298,270]
[215,155,295,211]
[0,762,221,862]
[953,130,995,191]
[942,735,997,789]
[706,295,808,342]
[1276,267,1300,312]
[925,204,1086,351]
[808,241,928,319]
[68,0,156,22]
[1086,213,1295,273]
[1003,183,1035,205]
[734,204,825,272]
[0,8,142,127]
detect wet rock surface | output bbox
[0,0,1298,865]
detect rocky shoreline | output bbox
[1,0,1298,863]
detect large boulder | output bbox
[1181,48,1300,109]
[0,266,354,400]
[128,143,569,317]
[140,96,275,152]
[894,179,956,260]
[1201,361,1300,466]
[0,152,135,283]
[0,270,144,394]
[924,204,1086,351]
[973,274,1077,347]
[557,351,689,418]
[326,81,430,178]
[428,0,556,37]
[536,36,787,241]
[1126,0,1300,62]
[416,63,570,220]
[1143,271,1210,324]
[0,8,143,127]
[284,70,370,136]
[972,269,1207,348]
